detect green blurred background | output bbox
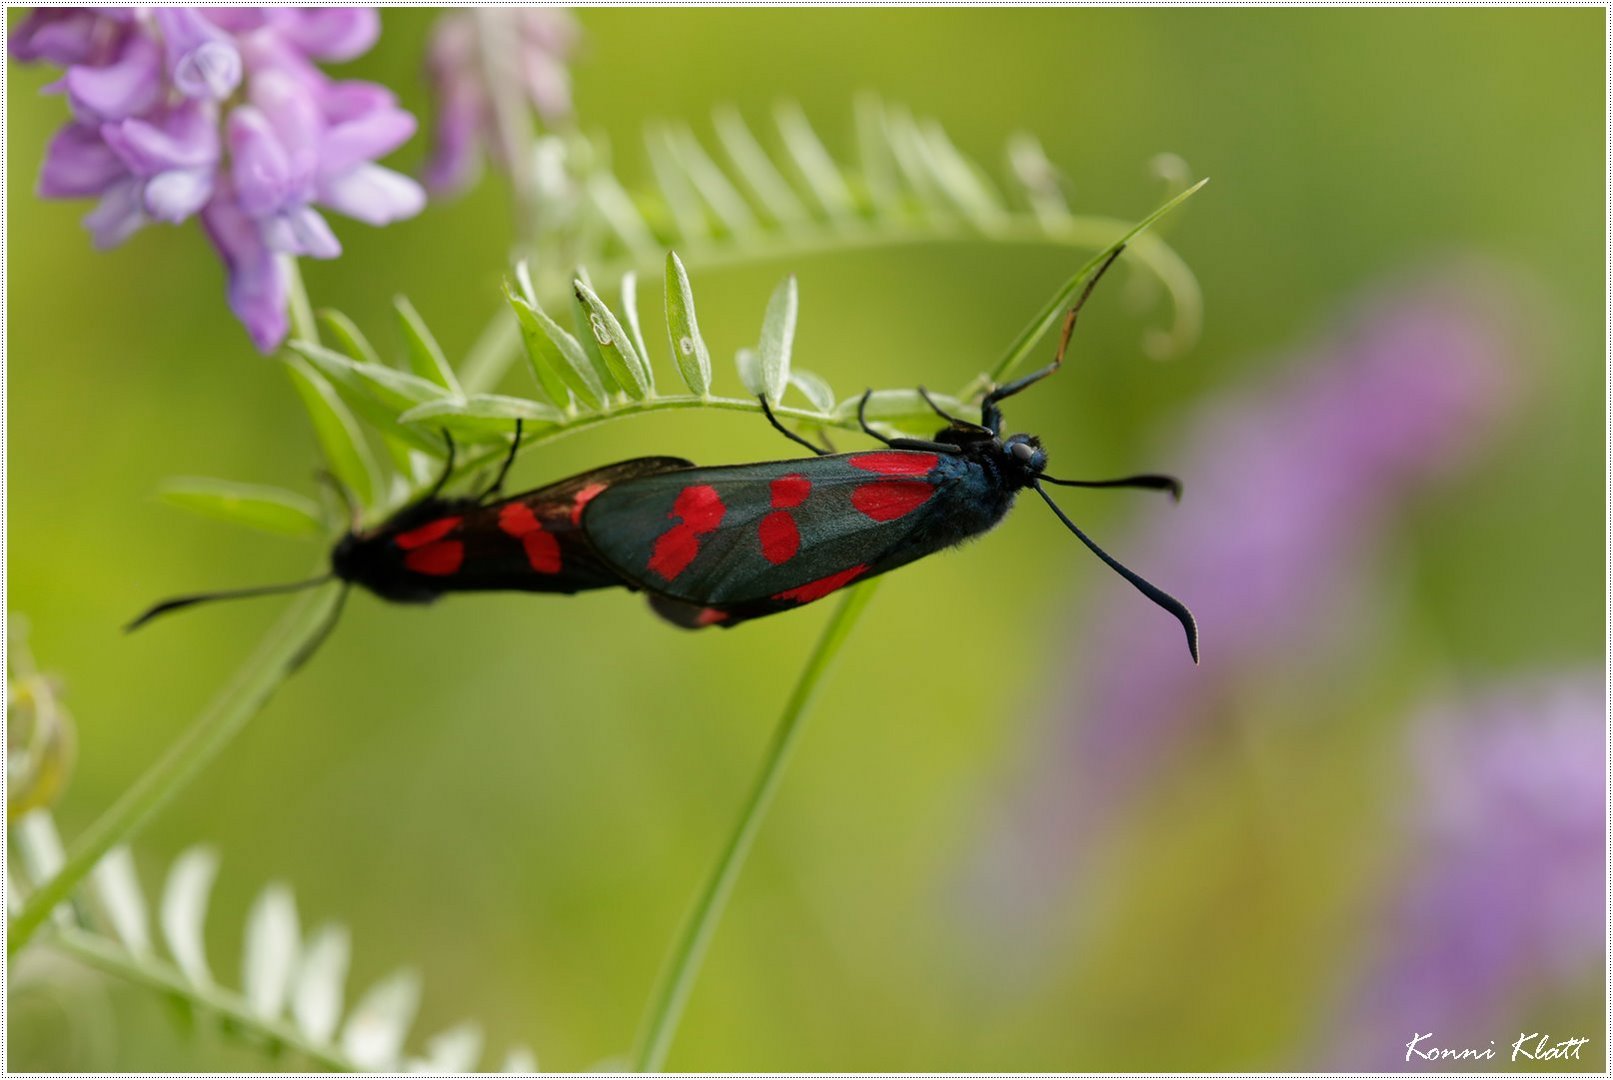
[7,8,1603,1071]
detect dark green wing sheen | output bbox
[582,449,1013,627]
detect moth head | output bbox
[1004,433,1047,475]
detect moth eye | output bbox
[1011,442,1036,462]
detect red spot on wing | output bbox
[394,516,462,549]
[695,607,729,626]
[498,502,540,537]
[758,510,800,565]
[521,530,562,574]
[770,473,811,508]
[773,564,868,604]
[851,480,934,522]
[650,527,702,580]
[673,485,725,531]
[848,452,938,476]
[404,541,464,576]
[648,485,728,581]
[570,482,608,526]
[498,501,563,573]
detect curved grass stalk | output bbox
[630,579,881,1072]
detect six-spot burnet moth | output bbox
[129,247,1199,663]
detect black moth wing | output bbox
[581,449,1007,627]
[368,456,694,598]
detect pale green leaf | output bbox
[398,394,563,425]
[91,846,151,956]
[289,344,450,458]
[619,271,653,376]
[159,479,325,539]
[664,121,757,235]
[504,283,604,409]
[735,347,763,397]
[774,101,856,221]
[789,369,836,414]
[340,969,421,1071]
[570,275,622,396]
[644,123,710,241]
[712,104,810,228]
[756,275,797,403]
[503,1045,539,1072]
[285,359,379,507]
[574,278,652,399]
[854,93,902,214]
[292,924,350,1045]
[663,252,712,396]
[160,847,218,987]
[316,309,382,367]
[394,296,462,394]
[411,1023,483,1072]
[585,171,660,258]
[242,882,300,1021]
[833,388,969,436]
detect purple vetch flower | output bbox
[201,185,288,353]
[1321,673,1604,1069]
[11,7,423,352]
[959,269,1529,935]
[421,9,578,195]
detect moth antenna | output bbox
[124,575,335,632]
[1040,473,1183,501]
[1031,482,1199,663]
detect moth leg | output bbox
[859,389,961,455]
[478,419,525,502]
[421,428,458,503]
[856,389,896,447]
[981,245,1125,434]
[759,396,830,456]
[917,385,989,434]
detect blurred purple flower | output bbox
[11,7,422,352]
[421,10,577,195]
[1322,672,1604,1068]
[962,270,1527,928]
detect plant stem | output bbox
[282,255,319,346]
[48,925,359,1071]
[7,585,340,957]
[630,579,881,1072]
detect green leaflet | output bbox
[574,278,652,400]
[393,296,463,394]
[284,359,380,507]
[755,276,797,404]
[503,279,603,409]
[663,252,712,396]
[158,480,326,539]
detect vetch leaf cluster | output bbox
[7,811,538,1072]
